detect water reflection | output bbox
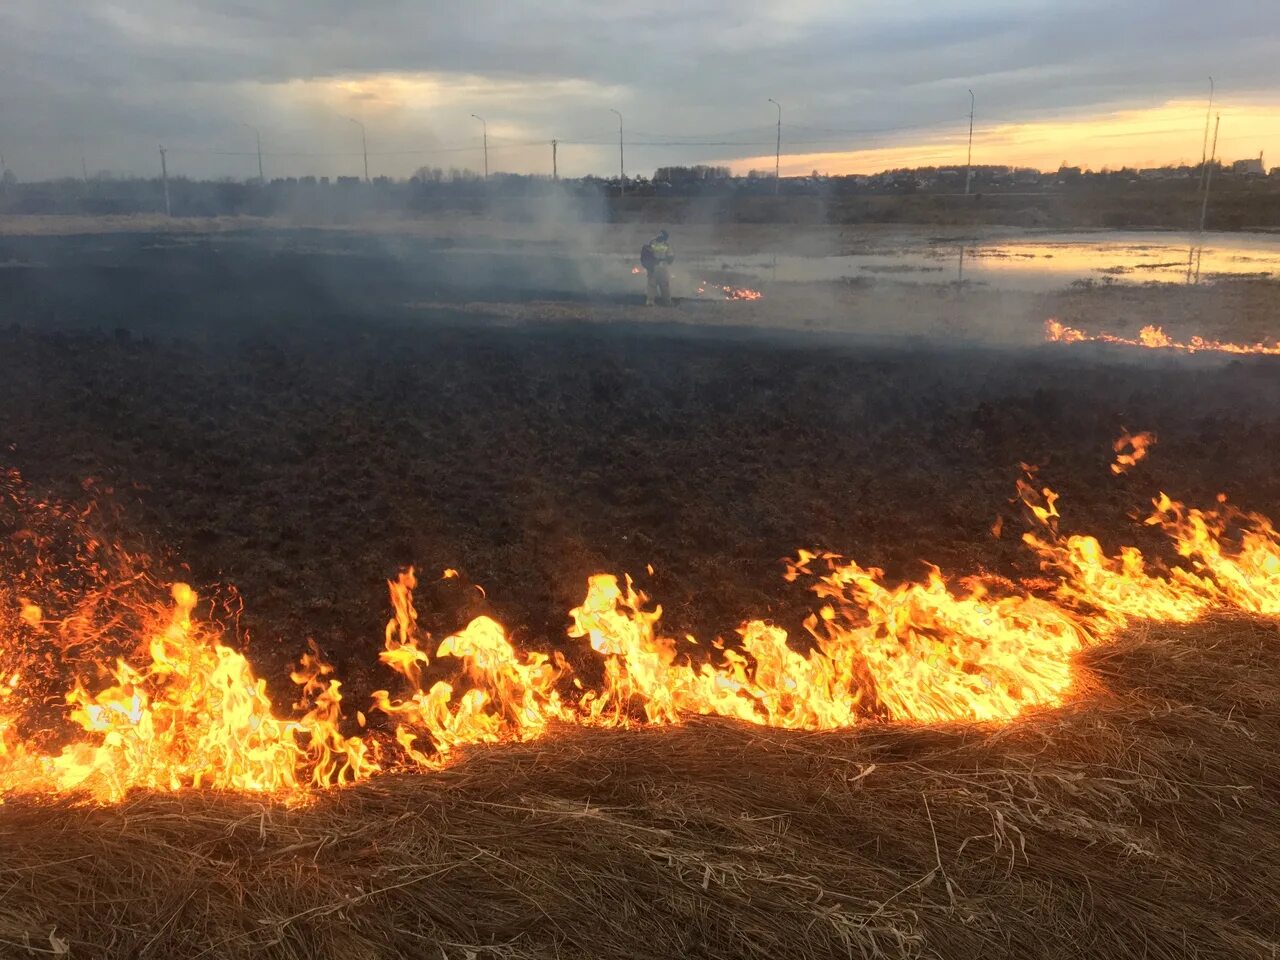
[1185,243,1204,285]
[706,230,1280,292]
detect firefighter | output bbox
[640,230,674,306]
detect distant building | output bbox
[1231,154,1265,176]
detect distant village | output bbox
[0,153,1275,222]
[645,155,1273,193]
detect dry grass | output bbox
[1,616,1278,959]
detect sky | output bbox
[1,0,1277,182]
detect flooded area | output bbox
[685,230,1280,292]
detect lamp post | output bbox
[768,98,781,195]
[1198,77,1215,195]
[610,108,625,196]
[471,114,488,180]
[346,117,369,183]
[964,89,975,196]
[242,123,264,183]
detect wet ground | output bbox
[706,229,1280,290]
[2,226,1279,702]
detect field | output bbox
[2,220,1280,958]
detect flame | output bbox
[631,266,643,275]
[1046,319,1280,356]
[1111,430,1155,475]
[0,583,375,802]
[373,600,571,761]
[1018,479,1216,630]
[4,461,1280,804]
[697,281,764,301]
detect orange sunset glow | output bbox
[735,97,1280,176]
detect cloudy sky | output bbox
[2,0,1277,182]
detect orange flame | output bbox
[1046,319,1280,356]
[4,463,1280,803]
[0,583,376,802]
[1111,430,1155,475]
[697,281,763,301]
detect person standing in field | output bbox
[641,230,674,306]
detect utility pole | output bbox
[1198,77,1215,195]
[81,157,89,183]
[610,109,625,196]
[1198,113,1220,234]
[471,115,488,180]
[243,123,264,183]
[158,145,171,216]
[964,89,975,196]
[347,117,369,182]
[552,139,558,180]
[768,98,781,195]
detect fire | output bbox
[1018,479,1218,630]
[697,281,764,301]
[1111,430,1155,475]
[3,459,1280,804]
[373,568,571,762]
[631,266,642,275]
[1046,319,1280,356]
[0,583,377,802]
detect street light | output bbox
[1198,77,1215,194]
[471,114,488,180]
[346,116,369,183]
[610,108,625,196]
[242,122,264,183]
[964,90,975,196]
[768,98,781,195]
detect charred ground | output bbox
[2,228,1279,703]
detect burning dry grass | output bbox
[1045,318,1280,356]
[2,616,1278,960]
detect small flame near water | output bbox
[1046,319,1280,356]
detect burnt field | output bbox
[2,227,1280,699]
[5,227,1280,959]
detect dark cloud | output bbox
[0,0,1275,179]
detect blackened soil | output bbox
[2,231,1279,703]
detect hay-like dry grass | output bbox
[2,616,1278,959]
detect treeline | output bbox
[2,166,1277,230]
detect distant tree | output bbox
[652,165,730,184]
